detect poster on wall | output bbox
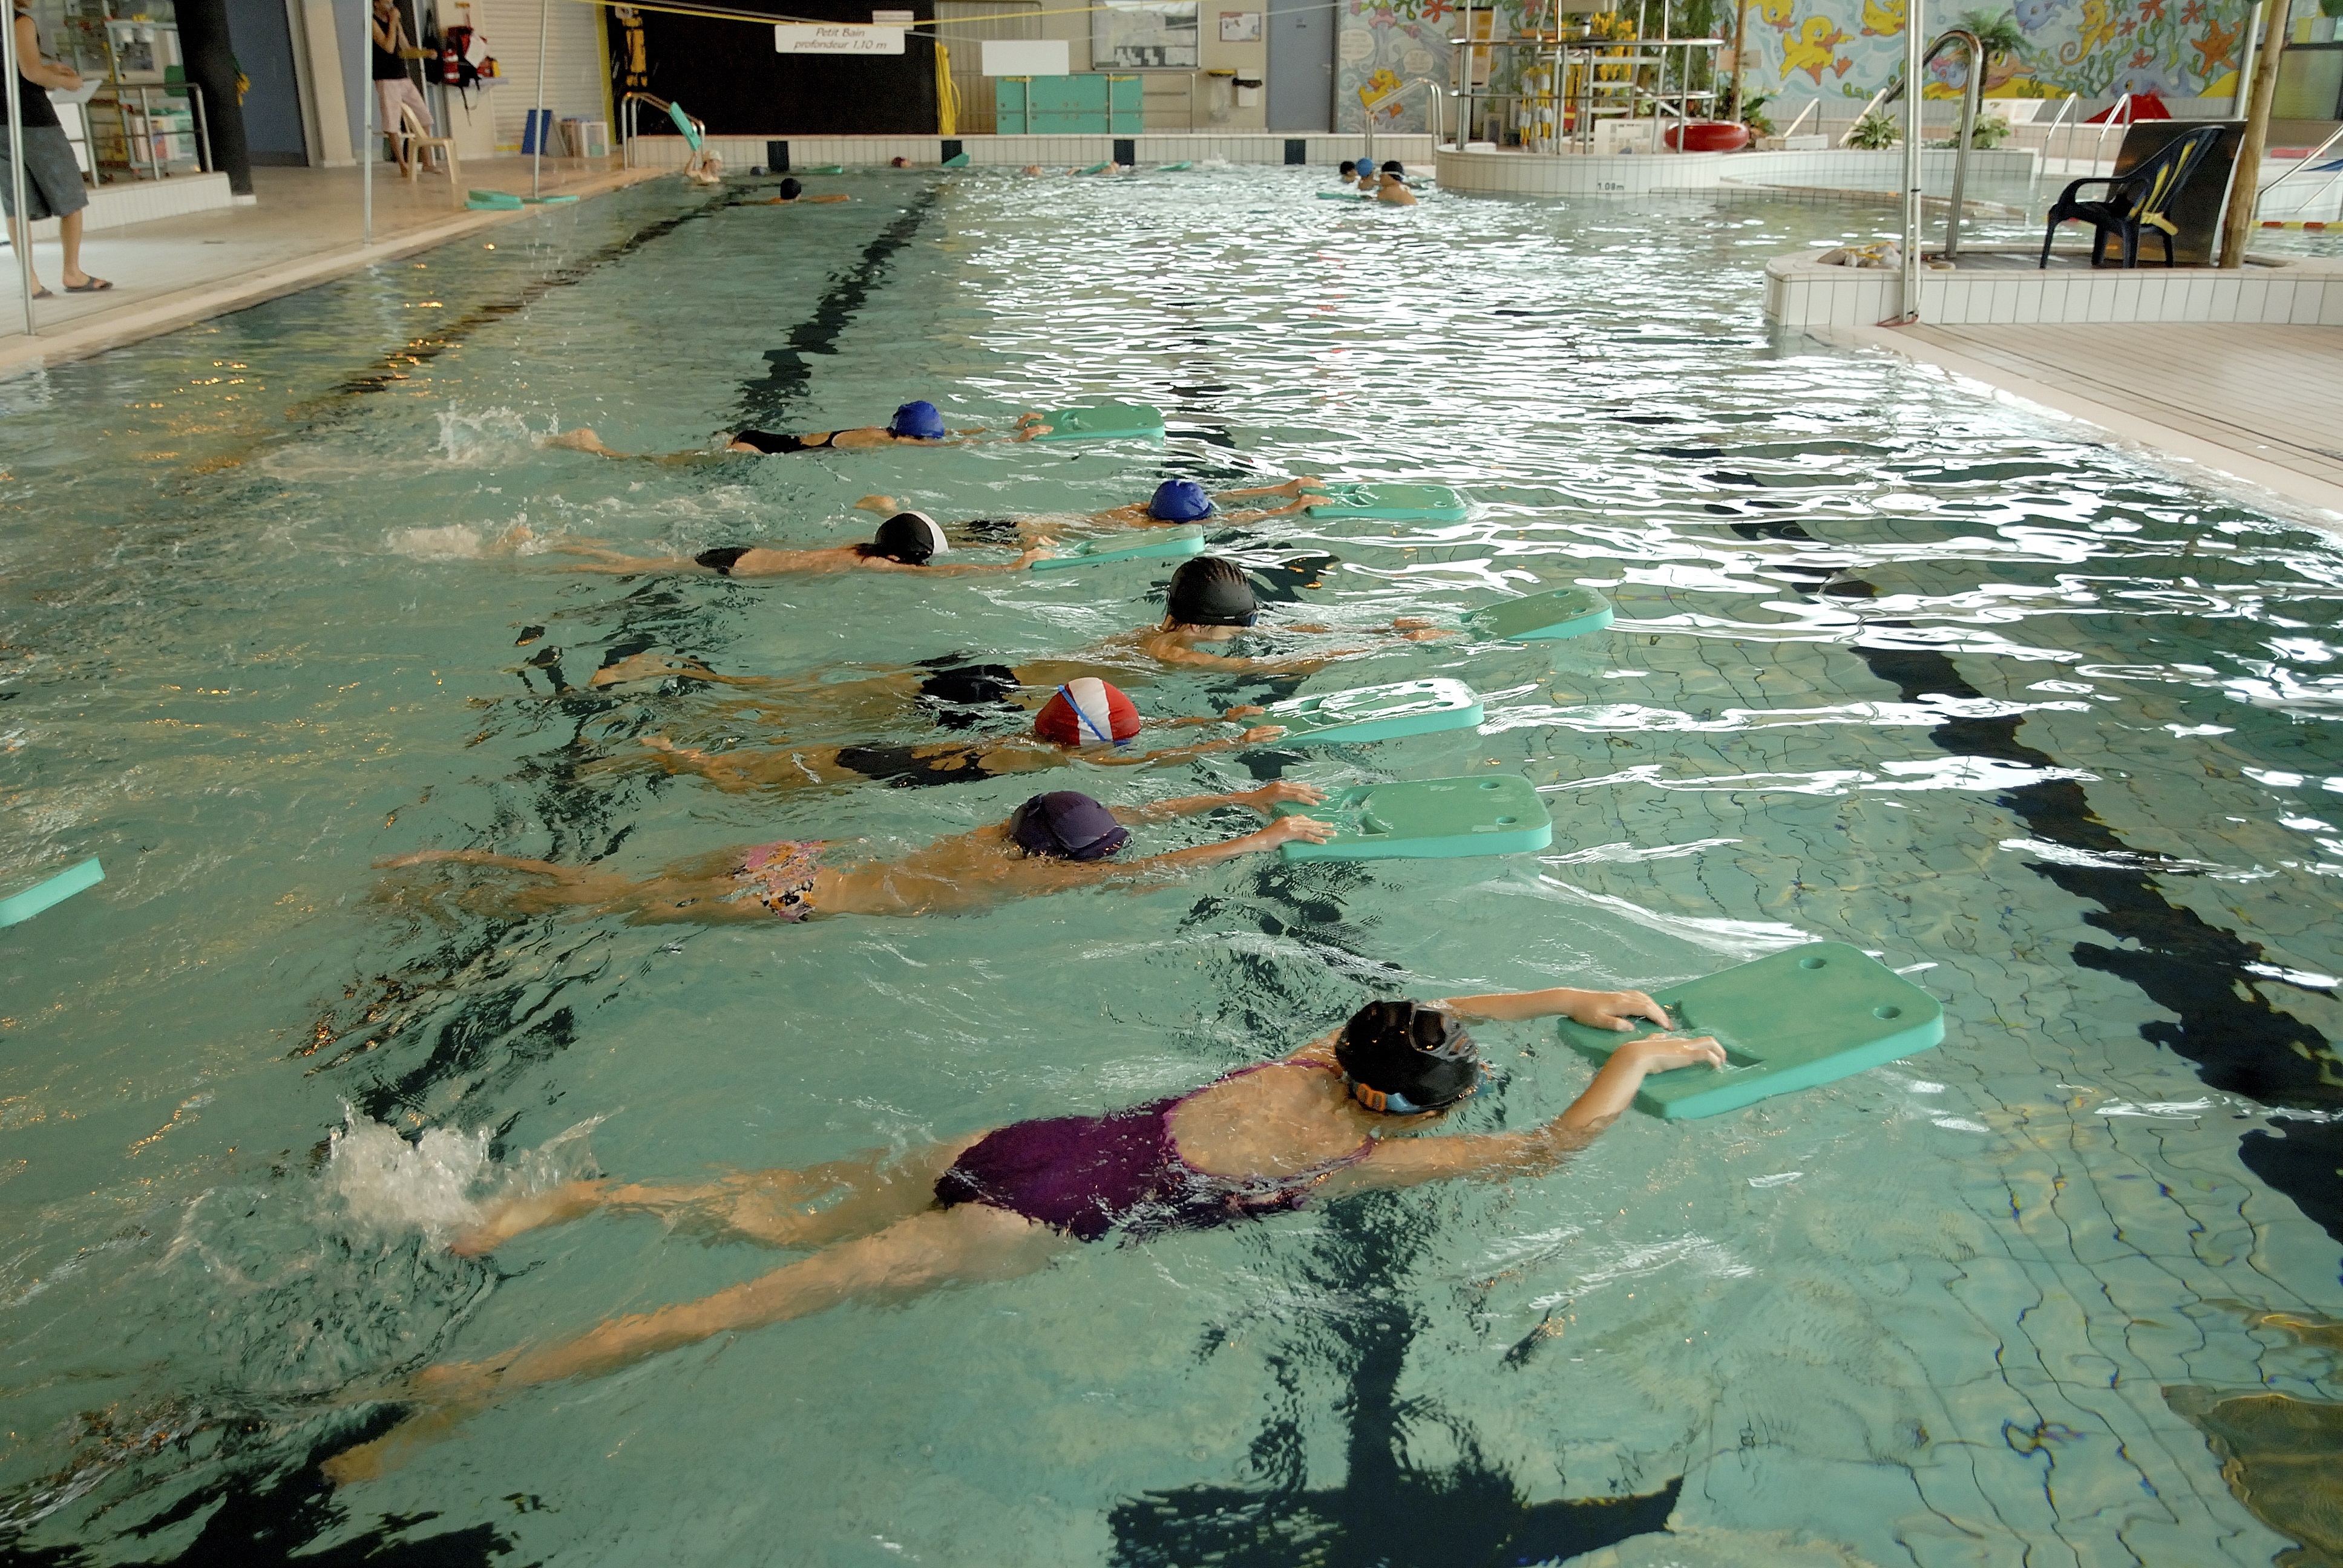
[1093,0,1201,68]
[1219,10,1260,42]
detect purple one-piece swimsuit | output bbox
[934,1062,1374,1243]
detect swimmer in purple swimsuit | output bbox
[324,994,1725,1482]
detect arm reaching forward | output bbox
[1322,1031,1726,1197]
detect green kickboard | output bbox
[1029,525,1205,571]
[1274,774,1550,861]
[0,856,103,928]
[1076,162,1111,175]
[467,190,525,209]
[1300,483,1468,522]
[797,163,845,175]
[1156,160,1193,171]
[1027,403,1167,442]
[942,152,971,168]
[1263,677,1483,746]
[1560,942,1945,1120]
[1317,191,1368,199]
[523,194,578,204]
[1465,586,1615,642]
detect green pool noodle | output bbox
[0,857,103,928]
[1464,586,1615,641]
[1262,677,1482,746]
[1273,774,1549,861]
[1560,942,1944,1119]
[1026,403,1167,442]
[942,152,971,168]
[1156,160,1193,171]
[1300,483,1468,523]
[1029,525,1205,572]
[797,163,845,175]
[467,190,525,209]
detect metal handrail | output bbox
[618,90,703,168]
[2087,92,2132,169]
[1881,29,1982,258]
[1780,98,1817,140]
[2256,122,2343,198]
[1362,76,1447,160]
[1838,84,1888,146]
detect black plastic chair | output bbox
[2040,124,2227,269]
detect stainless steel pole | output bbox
[1898,0,1922,320]
[4,0,35,335]
[361,5,373,244]
[532,0,549,198]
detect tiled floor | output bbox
[1851,319,2343,520]
[0,156,652,377]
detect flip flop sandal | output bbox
[64,277,113,292]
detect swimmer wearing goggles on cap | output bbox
[324,991,1722,1483]
[635,676,1286,793]
[377,780,1334,927]
[758,177,849,204]
[545,400,1051,460]
[545,512,1055,578]
[859,476,1325,544]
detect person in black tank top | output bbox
[2,0,104,295]
[368,0,433,152]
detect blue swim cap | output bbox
[888,400,947,441]
[1147,479,1214,522]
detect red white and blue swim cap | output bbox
[1034,678,1140,746]
[888,400,947,440]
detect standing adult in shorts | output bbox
[370,0,431,152]
[3,0,108,296]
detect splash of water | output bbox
[326,1108,603,1247]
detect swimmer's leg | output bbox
[546,543,690,575]
[451,1137,982,1256]
[327,1206,1060,1483]
[375,849,653,916]
[543,427,620,456]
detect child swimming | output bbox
[377,782,1334,924]
[548,511,1055,578]
[323,994,1724,1482]
[545,400,1050,459]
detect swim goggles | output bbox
[1347,1075,1477,1117]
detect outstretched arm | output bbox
[1322,1033,1728,1196]
[1107,779,1324,823]
[864,541,1057,574]
[1084,725,1286,768]
[1440,985,1673,1030]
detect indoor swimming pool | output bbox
[1,165,2339,1567]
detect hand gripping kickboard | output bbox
[1273,774,1550,861]
[1029,525,1206,572]
[1263,678,1483,747]
[1300,484,1469,523]
[1559,942,1945,1120]
[1464,586,1615,642]
[0,857,104,928]
[1026,403,1167,443]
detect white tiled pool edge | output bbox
[629,134,1440,171]
[1828,321,2343,528]
[1762,250,2343,330]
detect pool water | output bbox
[2,167,2339,1567]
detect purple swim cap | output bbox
[1009,791,1130,861]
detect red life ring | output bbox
[1663,121,1753,152]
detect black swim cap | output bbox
[1009,791,1130,861]
[1165,556,1257,627]
[779,177,803,199]
[868,511,948,564]
[1339,160,1357,174]
[1336,1001,1480,1113]
[1381,160,1404,174]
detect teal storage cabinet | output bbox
[994,74,1141,134]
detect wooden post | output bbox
[2218,0,2287,267]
